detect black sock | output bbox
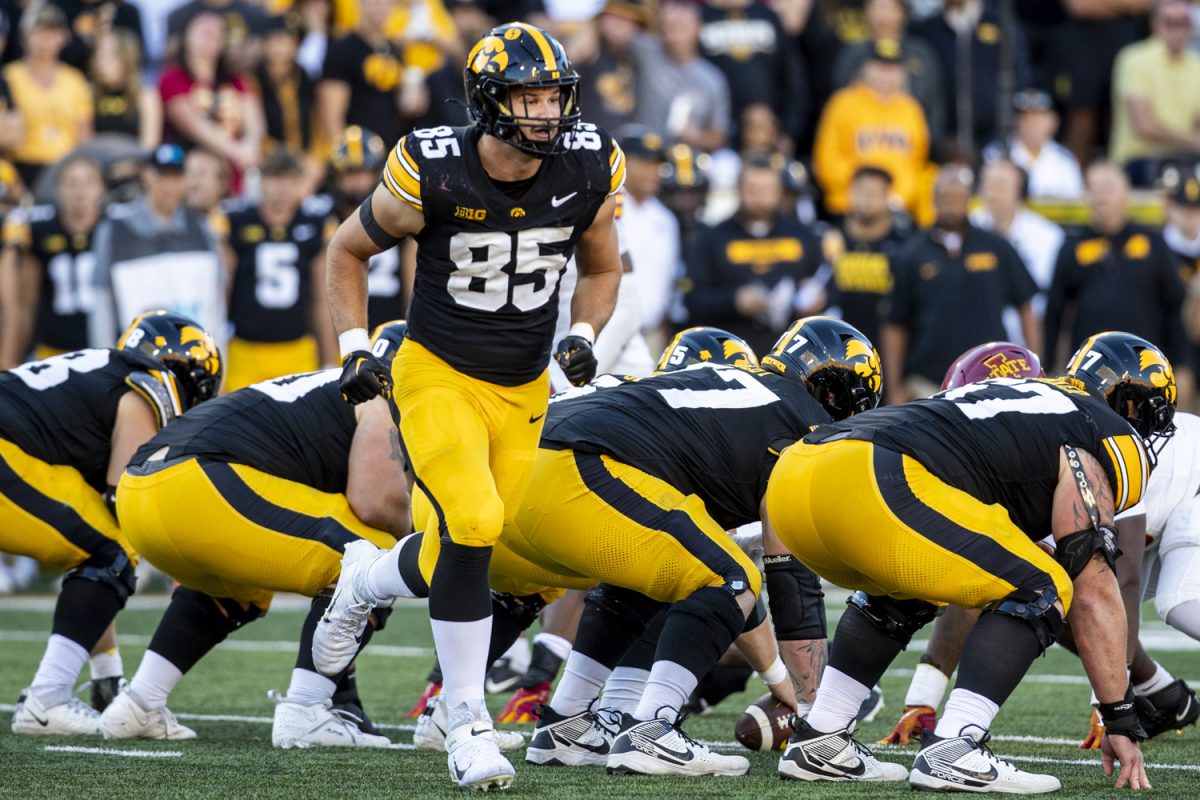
[294,593,380,681]
[147,588,259,675]
[52,578,123,651]
[614,610,666,671]
[653,586,744,679]
[827,604,907,688]
[428,542,492,622]
[953,612,1043,705]
[520,640,563,688]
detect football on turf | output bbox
[734,693,795,751]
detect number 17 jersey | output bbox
[381,124,625,386]
[805,378,1150,539]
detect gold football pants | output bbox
[118,456,397,609]
[766,439,1072,611]
[496,447,761,604]
[224,336,320,392]
[392,338,548,550]
[0,438,135,568]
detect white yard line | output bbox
[43,745,183,758]
[0,629,432,658]
[9,709,1199,773]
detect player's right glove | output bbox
[878,705,938,745]
[554,335,598,386]
[339,350,392,404]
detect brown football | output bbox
[734,692,795,751]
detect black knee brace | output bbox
[63,542,136,604]
[990,586,1064,653]
[147,588,265,675]
[492,591,547,630]
[583,583,669,630]
[657,585,746,678]
[845,591,942,648]
[764,553,826,639]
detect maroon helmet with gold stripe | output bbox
[941,341,1045,391]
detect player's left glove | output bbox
[339,350,392,404]
[554,335,597,386]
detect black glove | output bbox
[339,350,393,404]
[554,335,597,386]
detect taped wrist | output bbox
[359,193,403,250]
[1099,686,1149,741]
[764,553,827,640]
[1055,525,1121,580]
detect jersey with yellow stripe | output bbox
[804,377,1149,540]
[0,348,181,491]
[381,123,625,386]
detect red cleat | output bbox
[497,682,551,724]
[405,682,441,719]
[878,705,938,745]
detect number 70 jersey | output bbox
[382,124,625,386]
[806,377,1151,539]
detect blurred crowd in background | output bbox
[0,0,1197,541]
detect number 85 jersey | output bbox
[382,123,625,386]
[805,377,1151,539]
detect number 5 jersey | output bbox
[381,124,625,386]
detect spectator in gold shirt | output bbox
[813,39,929,218]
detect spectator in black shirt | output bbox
[1044,161,1192,385]
[911,0,1032,160]
[50,0,145,71]
[682,155,823,354]
[90,27,159,149]
[883,165,1040,403]
[255,15,319,190]
[699,0,806,154]
[575,1,644,136]
[319,0,403,145]
[822,166,911,346]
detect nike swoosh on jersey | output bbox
[529,412,545,423]
[551,192,578,208]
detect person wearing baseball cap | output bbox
[982,88,1084,199]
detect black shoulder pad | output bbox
[124,370,184,428]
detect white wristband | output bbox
[759,656,787,686]
[568,322,596,344]
[338,328,370,359]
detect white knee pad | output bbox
[1153,495,1200,620]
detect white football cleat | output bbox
[446,719,516,791]
[312,539,383,677]
[607,715,749,777]
[414,693,524,752]
[99,690,196,740]
[910,727,1061,794]
[11,689,100,736]
[526,704,621,767]
[778,718,907,781]
[269,691,391,749]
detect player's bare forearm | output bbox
[347,397,411,536]
[926,605,982,676]
[1071,553,1131,704]
[1115,514,1147,664]
[571,196,621,334]
[733,613,780,674]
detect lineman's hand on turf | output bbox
[554,335,597,386]
[1101,733,1150,790]
[340,350,392,404]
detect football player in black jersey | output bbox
[315,22,624,790]
[99,322,413,747]
[6,310,221,736]
[221,149,338,390]
[766,331,1171,792]
[328,126,410,326]
[0,154,105,368]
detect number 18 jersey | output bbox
[806,378,1150,539]
[381,124,625,386]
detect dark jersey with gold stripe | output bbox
[2,204,97,351]
[0,348,176,491]
[131,369,357,494]
[541,364,831,529]
[226,198,336,342]
[381,124,625,385]
[806,377,1148,538]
